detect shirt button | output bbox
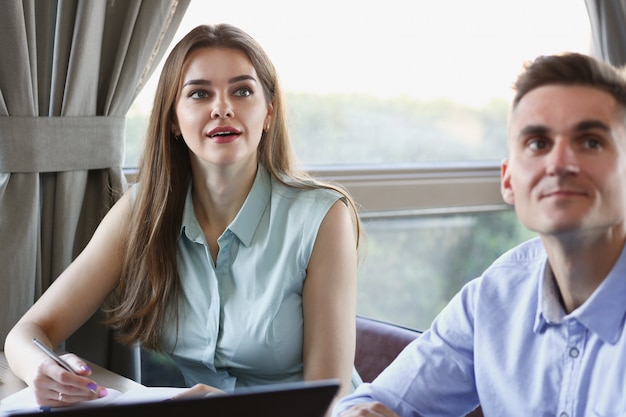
[559,413,568,417]
[569,347,579,358]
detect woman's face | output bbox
[172,47,272,172]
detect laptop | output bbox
[7,379,340,417]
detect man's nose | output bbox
[546,139,580,175]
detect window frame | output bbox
[307,161,507,219]
[126,161,507,218]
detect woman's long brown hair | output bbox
[106,24,362,350]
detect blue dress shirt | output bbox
[333,237,626,417]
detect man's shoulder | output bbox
[460,237,545,325]
[471,236,546,292]
[491,236,546,268]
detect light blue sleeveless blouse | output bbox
[158,165,344,391]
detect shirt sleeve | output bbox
[332,279,482,417]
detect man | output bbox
[333,53,626,417]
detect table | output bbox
[0,352,142,400]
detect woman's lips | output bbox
[207,126,241,143]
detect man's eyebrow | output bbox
[574,119,610,132]
[182,75,257,88]
[517,125,550,139]
[516,120,611,139]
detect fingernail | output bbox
[87,383,98,392]
[80,365,91,372]
[99,388,108,397]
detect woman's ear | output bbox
[264,102,273,131]
[171,123,181,137]
[501,159,515,205]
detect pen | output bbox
[32,338,77,375]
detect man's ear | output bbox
[501,159,515,205]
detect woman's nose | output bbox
[210,98,234,119]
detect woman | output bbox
[4,24,361,408]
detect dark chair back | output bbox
[354,316,483,417]
[355,316,421,383]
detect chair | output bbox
[354,315,483,417]
[355,315,421,383]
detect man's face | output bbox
[502,85,626,238]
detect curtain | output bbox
[585,0,626,65]
[0,0,190,380]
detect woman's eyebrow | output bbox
[228,74,257,84]
[183,79,210,88]
[182,75,256,88]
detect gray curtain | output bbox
[0,0,190,380]
[585,0,626,65]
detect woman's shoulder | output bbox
[270,175,343,205]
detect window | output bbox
[129,0,591,384]
[126,0,590,167]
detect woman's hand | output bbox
[31,353,106,407]
[172,383,225,399]
[340,402,402,417]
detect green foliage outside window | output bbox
[357,210,536,331]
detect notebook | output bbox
[7,379,340,417]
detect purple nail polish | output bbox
[99,388,108,397]
[87,383,98,391]
[80,365,91,372]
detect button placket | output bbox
[558,319,586,417]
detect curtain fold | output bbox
[585,0,626,65]
[0,0,190,380]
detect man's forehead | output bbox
[509,85,619,133]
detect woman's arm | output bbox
[4,190,133,406]
[302,199,358,403]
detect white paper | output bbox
[107,386,187,404]
[0,385,186,416]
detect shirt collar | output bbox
[534,244,626,344]
[536,261,563,325]
[180,185,203,244]
[179,165,271,248]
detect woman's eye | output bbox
[234,87,252,97]
[189,90,209,99]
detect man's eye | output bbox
[583,137,602,149]
[528,138,548,151]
